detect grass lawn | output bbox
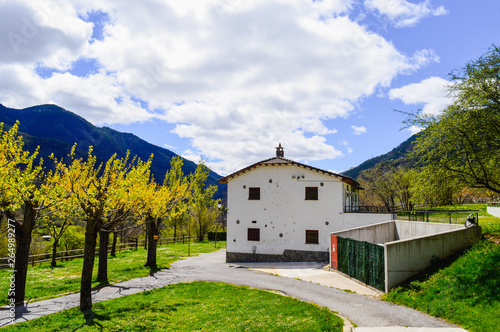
[0,241,225,306]
[384,204,500,332]
[2,281,344,332]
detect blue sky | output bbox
[0,0,499,175]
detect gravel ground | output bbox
[1,249,457,328]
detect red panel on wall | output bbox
[331,234,338,270]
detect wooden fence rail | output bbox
[0,236,196,269]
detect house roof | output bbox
[217,155,361,188]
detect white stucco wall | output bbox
[226,164,392,256]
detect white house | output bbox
[218,144,393,263]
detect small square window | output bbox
[305,230,319,244]
[305,187,318,200]
[249,187,260,200]
[248,228,260,241]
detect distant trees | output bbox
[189,162,220,242]
[358,162,414,210]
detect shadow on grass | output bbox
[82,309,103,327]
[48,264,67,269]
[79,301,187,329]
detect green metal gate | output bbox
[337,237,385,291]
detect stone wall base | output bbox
[226,249,329,263]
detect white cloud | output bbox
[351,125,367,135]
[389,76,452,116]
[366,0,448,27]
[0,64,151,125]
[0,0,441,174]
[407,125,422,135]
[0,0,92,69]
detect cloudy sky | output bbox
[1,0,499,175]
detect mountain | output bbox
[341,133,421,180]
[0,104,226,198]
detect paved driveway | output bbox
[1,249,458,329]
[235,261,383,297]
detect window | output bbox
[249,187,260,200]
[248,228,260,241]
[305,230,319,244]
[305,187,318,200]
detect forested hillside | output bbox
[0,104,225,197]
[341,133,420,180]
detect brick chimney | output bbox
[276,143,284,158]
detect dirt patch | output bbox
[485,234,500,245]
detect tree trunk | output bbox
[110,231,117,257]
[13,201,37,309]
[51,238,59,267]
[198,215,204,242]
[97,229,109,282]
[144,217,159,269]
[80,218,99,313]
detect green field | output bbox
[0,241,225,306]
[2,281,344,332]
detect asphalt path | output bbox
[1,249,457,328]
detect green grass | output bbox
[3,281,344,332]
[0,241,225,306]
[383,239,500,332]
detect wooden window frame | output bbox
[247,228,260,241]
[305,187,318,200]
[305,230,319,244]
[248,187,261,200]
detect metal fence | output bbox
[396,210,479,225]
[0,236,196,269]
[344,206,393,213]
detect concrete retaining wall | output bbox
[332,221,396,244]
[487,206,500,218]
[339,213,393,233]
[395,221,465,240]
[331,220,466,244]
[384,225,482,292]
[331,220,482,292]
